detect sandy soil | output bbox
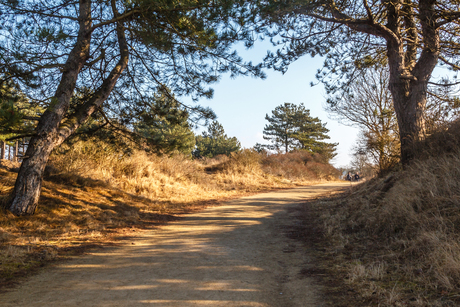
[0,182,350,307]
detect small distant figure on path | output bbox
[354,172,360,181]
[346,172,352,181]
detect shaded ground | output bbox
[0,182,350,307]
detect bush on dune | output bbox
[261,150,340,181]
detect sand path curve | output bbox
[0,182,350,307]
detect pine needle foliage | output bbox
[263,102,337,161]
[194,121,241,158]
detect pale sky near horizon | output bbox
[185,43,361,168]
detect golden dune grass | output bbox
[307,140,460,305]
[0,142,338,284]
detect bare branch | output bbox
[22,116,41,121]
[438,56,460,71]
[436,11,460,27]
[428,80,460,86]
[91,9,140,31]
[363,0,374,22]
[294,6,400,45]
[1,3,79,21]
[280,25,342,41]
[427,90,457,103]
[85,49,106,67]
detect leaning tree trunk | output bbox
[8,0,129,216]
[8,0,93,215]
[9,132,64,215]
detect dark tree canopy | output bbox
[0,81,43,151]
[194,120,241,158]
[263,102,336,161]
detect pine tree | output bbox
[135,89,196,155]
[0,81,42,161]
[263,103,336,161]
[194,121,240,158]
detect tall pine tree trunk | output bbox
[8,0,93,215]
[8,0,129,215]
[9,134,62,214]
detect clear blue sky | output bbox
[186,43,360,168]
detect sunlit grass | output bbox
[304,120,460,306]
[0,144,338,285]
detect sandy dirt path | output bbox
[1,182,350,307]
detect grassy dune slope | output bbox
[0,145,338,288]
[300,121,460,306]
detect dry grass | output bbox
[261,150,339,181]
[298,121,460,306]
[0,141,337,287]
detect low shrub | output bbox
[261,150,340,181]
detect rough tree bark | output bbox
[0,141,4,160]
[8,0,129,215]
